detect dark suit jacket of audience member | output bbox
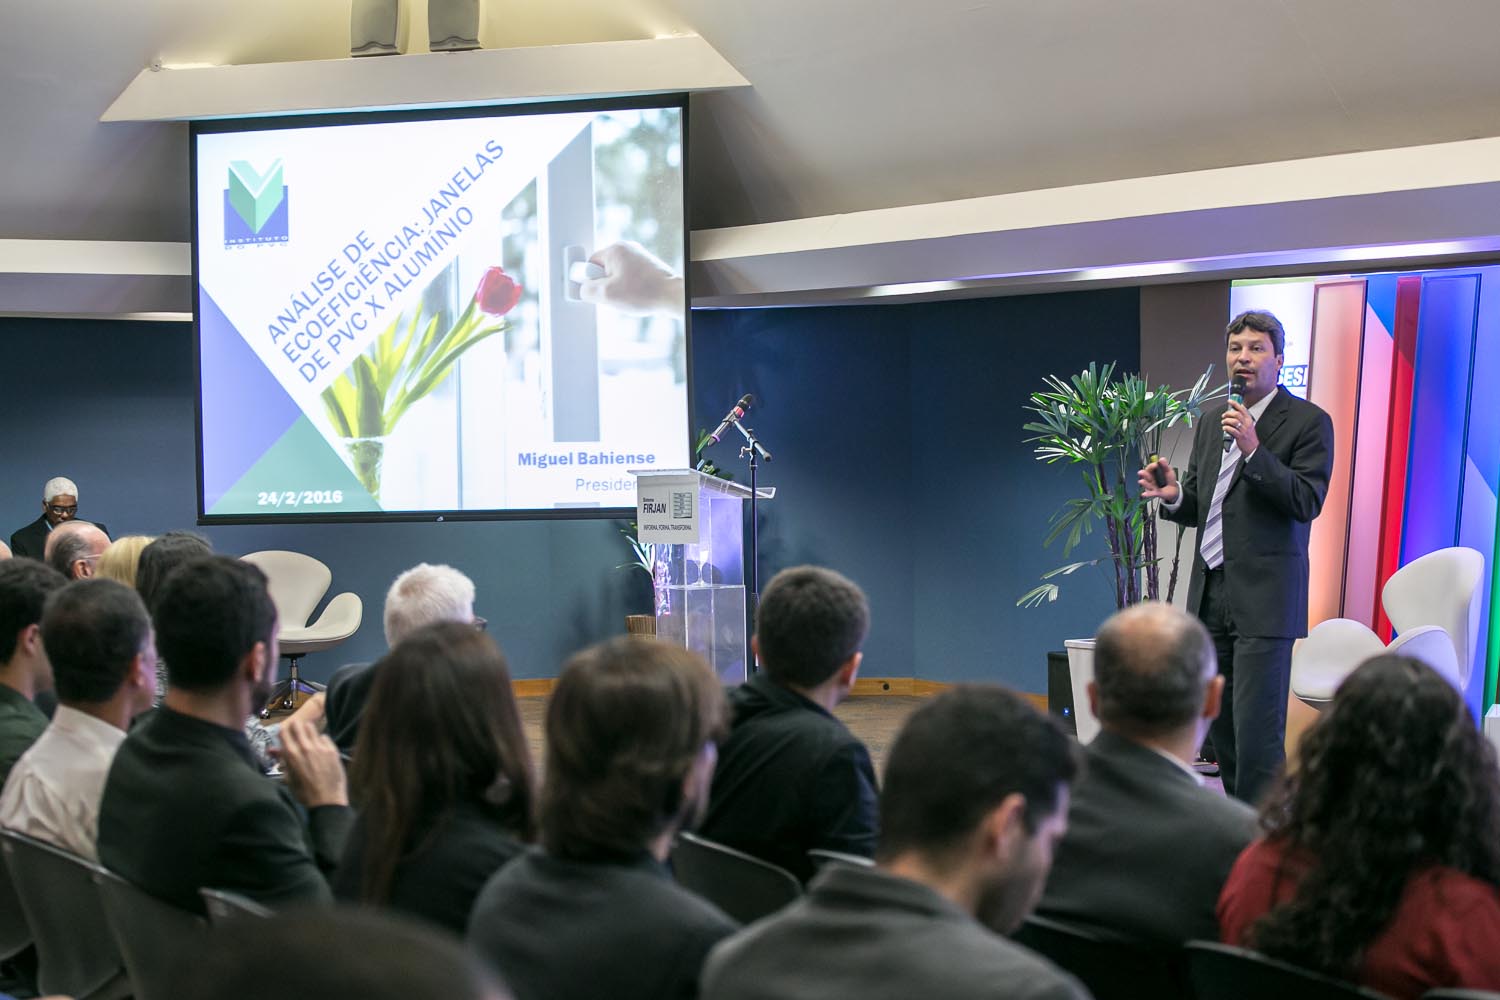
[698,672,878,883]
[323,661,374,755]
[701,863,1088,1000]
[0,684,48,788]
[1034,729,1257,945]
[98,706,353,913]
[8,516,110,561]
[333,799,525,935]
[468,848,738,1000]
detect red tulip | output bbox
[474,266,522,316]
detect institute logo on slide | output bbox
[223,159,289,247]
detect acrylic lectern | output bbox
[630,469,775,685]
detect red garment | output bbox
[1218,838,1500,1000]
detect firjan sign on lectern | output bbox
[635,472,701,543]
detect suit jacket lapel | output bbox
[1200,407,1226,515]
[1229,388,1290,491]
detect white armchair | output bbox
[241,550,363,714]
[1291,546,1484,706]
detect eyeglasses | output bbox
[472,616,488,632]
[47,504,78,516]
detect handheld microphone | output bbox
[708,394,754,445]
[1223,376,1248,452]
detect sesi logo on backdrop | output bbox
[225,159,290,247]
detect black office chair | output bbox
[1012,915,1190,1000]
[806,847,875,872]
[0,839,31,964]
[1422,992,1500,999]
[0,829,130,1000]
[95,867,209,1000]
[1186,941,1394,1000]
[200,887,273,925]
[670,831,802,924]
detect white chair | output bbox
[1291,546,1484,706]
[241,550,363,714]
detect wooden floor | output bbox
[518,694,926,777]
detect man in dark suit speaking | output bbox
[1140,310,1334,803]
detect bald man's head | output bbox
[0,540,11,560]
[1092,602,1216,738]
[45,521,110,580]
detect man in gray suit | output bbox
[702,686,1088,1000]
[1034,602,1257,945]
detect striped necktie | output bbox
[1199,443,1239,570]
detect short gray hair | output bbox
[43,477,79,503]
[1093,602,1216,736]
[383,563,476,646]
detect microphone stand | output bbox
[732,421,772,673]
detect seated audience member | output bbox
[1035,602,1255,944]
[288,562,479,756]
[0,560,69,787]
[0,541,11,560]
[0,579,156,859]
[96,534,155,588]
[134,530,214,611]
[468,637,736,1000]
[701,686,1086,1000]
[134,530,213,700]
[175,908,511,1000]
[334,622,536,933]
[699,565,878,881]
[8,477,109,561]
[44,519,110,580]
[97,555,353,912]
[1219,654,1500,1000]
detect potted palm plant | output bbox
[1019,361,1221,739]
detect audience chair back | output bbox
[1013,915,1190,1000]
[95,866,209,1000]
[1421,992,1500,999]
[1185,941,1393,1000]
[806,848,875,873]
[671,832,801,925]
[200,887,273,925]
[0,838,30,963]
[0,830,130,1000]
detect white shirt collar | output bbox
[50,704,128,748]
[1245,386,1278,421]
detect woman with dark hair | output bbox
[334,621,536,933]
[1218,654,1500,999]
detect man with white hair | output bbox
[9,477,109,561]
[43,521,111,581]
[287,563,478,755]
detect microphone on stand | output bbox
[708,394,754,445]
[1223,376,1248,452]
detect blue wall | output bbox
[692,289,1140,688]
[2,289,1137,690]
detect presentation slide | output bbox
[194,101,689,520]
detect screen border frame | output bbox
[190,93,694,526]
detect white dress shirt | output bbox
[1161,387,1279,514]
[0,705,127,861]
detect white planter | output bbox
[1064,638,1100,744]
